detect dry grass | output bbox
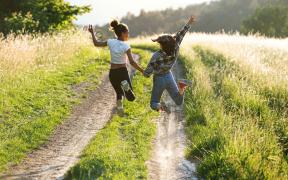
[0,31,94,79]
[183,33,288,83]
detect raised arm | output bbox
[88,25,107,47]
[175,16,196,46]
[126,49,144,74]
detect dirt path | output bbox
[1,55,139,180]
[147,61,197,180]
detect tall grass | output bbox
[181,44,288,178]
[184,34,288,119]
[184,33,288,84]
[0,31,93,77]
[0,31,110,172]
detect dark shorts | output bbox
[109,67,133,101]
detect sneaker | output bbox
[178,79,192,90]
[160,102,171,114]
[121,80,131,92]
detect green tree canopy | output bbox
[241,6,288,38]
[0,0,91,34]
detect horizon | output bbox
[65,0,213,25]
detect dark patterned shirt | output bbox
[144,23,191,77]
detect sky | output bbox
[65,0,213,25]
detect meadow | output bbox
[0,30,287,179]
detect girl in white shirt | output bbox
[88,20,144,114]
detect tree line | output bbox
[241,0,288,38]
[0,0,287,38]
[97,0,288,38]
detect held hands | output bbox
[141,69,145,76]
[88,24,94,34]
[188,16,196,24]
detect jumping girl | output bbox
[143,16,196,113]
[88,20,144,114]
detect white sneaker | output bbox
[121,80,131,92]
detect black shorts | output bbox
[109,67,133,101]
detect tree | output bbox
[0,0,91,35]
[3,12,39,34]
[241,6,288,38]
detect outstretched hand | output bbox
[88,24,94,33]
[188,16,196,24]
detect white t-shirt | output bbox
[107,39,131,64]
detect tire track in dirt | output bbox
[147,61,198,180]
[1,55,139,180]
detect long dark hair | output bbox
[110,20,129,38]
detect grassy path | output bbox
[64,49,158,179]
[147,59,197,179]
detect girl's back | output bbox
[107,39,130,64]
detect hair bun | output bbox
[110,20,119,29]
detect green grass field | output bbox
[182,45,288,179]
[1,31,287,179]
